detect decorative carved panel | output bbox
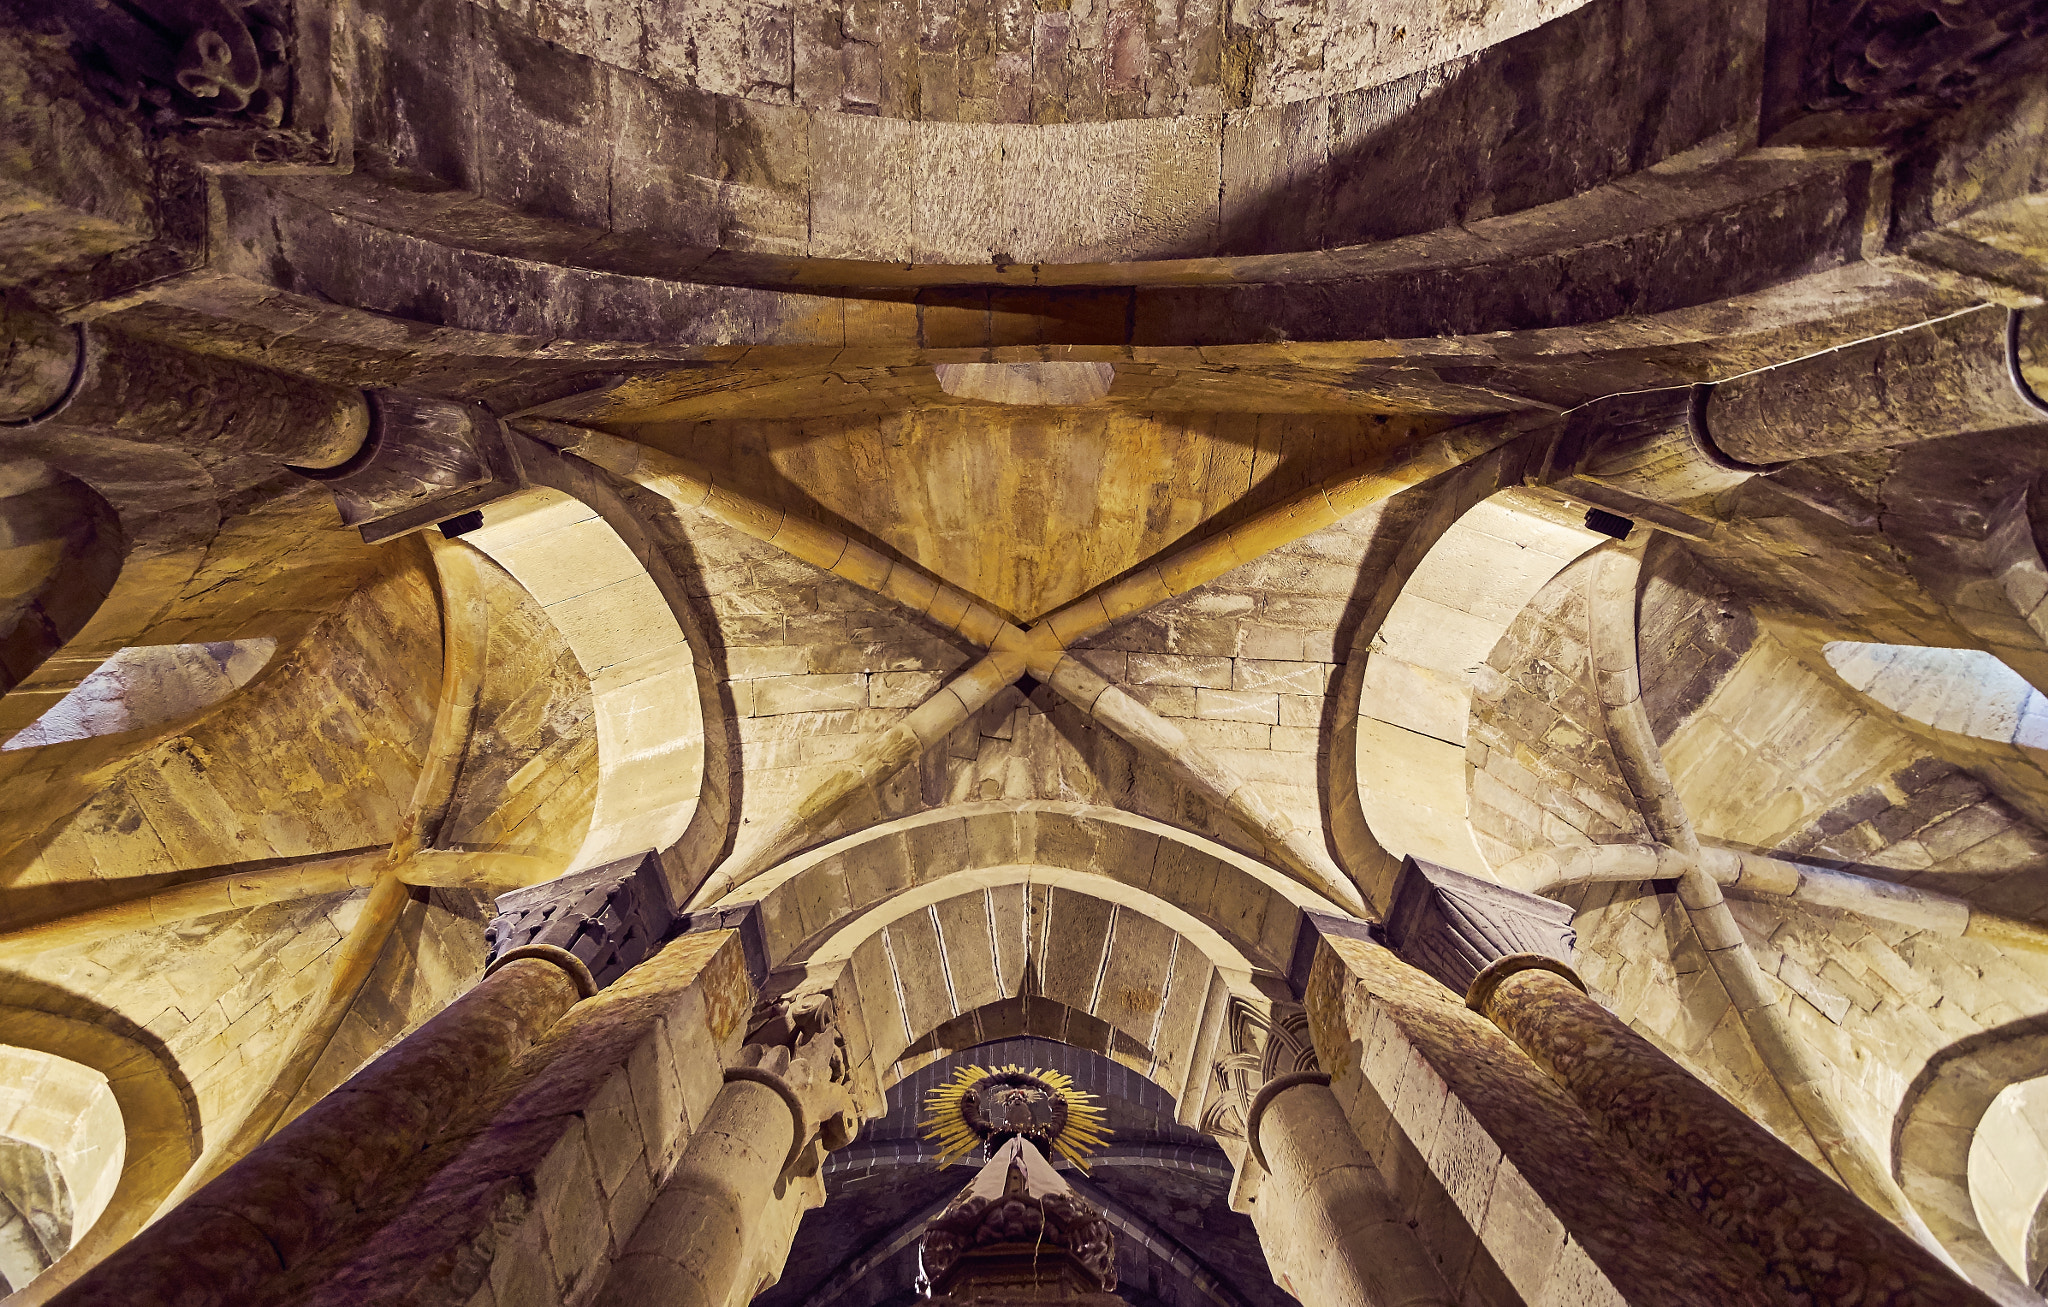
[1383,856,1577,1001]
[63,0,294,128]
[1803,0,2048,114]
[485,851,676,992]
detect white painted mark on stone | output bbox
[1145,933,1180,1079]
[1087,904,1119,1016]
[880,926,915,1044]
[928,903,962,1018]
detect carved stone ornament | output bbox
[485,851,675,992]
[1383,856,1577,1002]
[729,992,862,1178]
[1803,0,2048,114]
[289,390,523,543]
[63,0,296,128]
[918,1137,1119,1299]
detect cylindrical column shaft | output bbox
[1707,305,2048,463]
[1249,1078,1454,1307]
[48,955,586,1306]
[1477,964,1994,1307]
[596,1077,802,1307]
[4,307,366,468]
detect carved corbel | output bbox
[1383,855,1579,1004]
[291,391,523,542]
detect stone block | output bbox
[870,670,944,708]
[582,1061,652,1202]
[1236,624,1306,661]
[1232,658,1332,696]
[1475,1165,1567,1301]
[751,674,871,715]
[630,1026,688,1172]
[1427,1096,1506,1226]
[1126,653,1234,687]
[1279,694,1323,728]
[1195,689,1280,724]
[539,1122,612,1296]
[725,645,810,679]
[1272,726,1320,753]
[487,1208,561,1307]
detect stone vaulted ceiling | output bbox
[13,0,2048,1303]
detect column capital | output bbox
[290,391,522,543]
[728,992,862,1179]
[1384,856,1578,1004]
[485,851,676,992]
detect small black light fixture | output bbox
[1584,508,1634,540]
[439,510,485,538]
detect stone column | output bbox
[1385,856,1996,1307]
[1477,960,1992,1307]
[595,994,859,1307]
[1245,1071,1455,1307]
[2,306,366,469]
[48,949,591,1306]
[1305,917,1780,1307]
[1704,304,2048,463]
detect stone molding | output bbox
[1466,953,1587,1016]
[481,943,598,1000]
[1383,856,1577,1003]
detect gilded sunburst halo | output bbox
[919,1064,1110,1170]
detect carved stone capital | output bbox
[1384,856,1577,1003]
[290,391,522,543]
[54,0,350,165]
[730,992,862,1178]
[484,852,675,992]
[63,0,293,128]
[1798,0,2048,117]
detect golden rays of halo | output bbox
[919,1064,1111,1171]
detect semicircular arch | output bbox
[1320,436,1573,913]
[730,801,1347,976]
[0,1003,198,1306]
[462,485,709,879]
[797,873,1258,1137]
[1893,1012,2048,1302]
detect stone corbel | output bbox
[291,391,524,543]
[1382,855,1580,1005]
[728,993,862,1183]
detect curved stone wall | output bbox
[346,0,1756,265]
[477,0,1594,123]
